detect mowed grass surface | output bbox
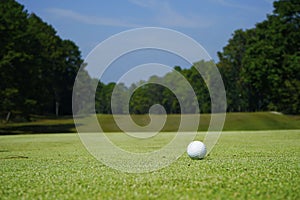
[2,112,299,134]
[0,117,76,134]
[99,112,300,132]
[0,130,299,199]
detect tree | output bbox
[0,0,84,119]
[217,30,249,112]
[217,0,300,114]
[0,0,31,119]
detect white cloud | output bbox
[128,0,212,28]
[211,0,264,11]
[47,8,140,28]
[263,0,274,5]
[128,0,157,9]
[47,1,212,29]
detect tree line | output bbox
[96,0,300,115]
[218,0,300,114]
[1,0,299,121]
[95,61,212,114]
[0,0,83,120]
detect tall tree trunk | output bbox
[5,111,11,123]
[55,102,59,117]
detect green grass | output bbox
[1,112,299,134]
[0,117,76,134]
[99,112,300,132]
[0,130,299,199]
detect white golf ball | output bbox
[187,141,207,159]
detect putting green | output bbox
[0,130,299,199]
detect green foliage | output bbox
[95,61,212,115]
[0,0,83,119]
[2,0,299,118]
[95,82,116,114]
[96,0,299,115]
[218,0,300,114]
[0,130,299,199]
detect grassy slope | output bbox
[222,112,300,130]
[98,112,300,132]
[1,112,299,134]
[0,131,299,199]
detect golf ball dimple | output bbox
[187,141,207,159]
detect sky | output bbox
[16,0,275,84]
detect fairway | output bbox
[1,112,300,134]
[1,130,299,199]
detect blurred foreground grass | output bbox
[0,130,299,199]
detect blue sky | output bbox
[16,0,274,84]
[17,0,274,59]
